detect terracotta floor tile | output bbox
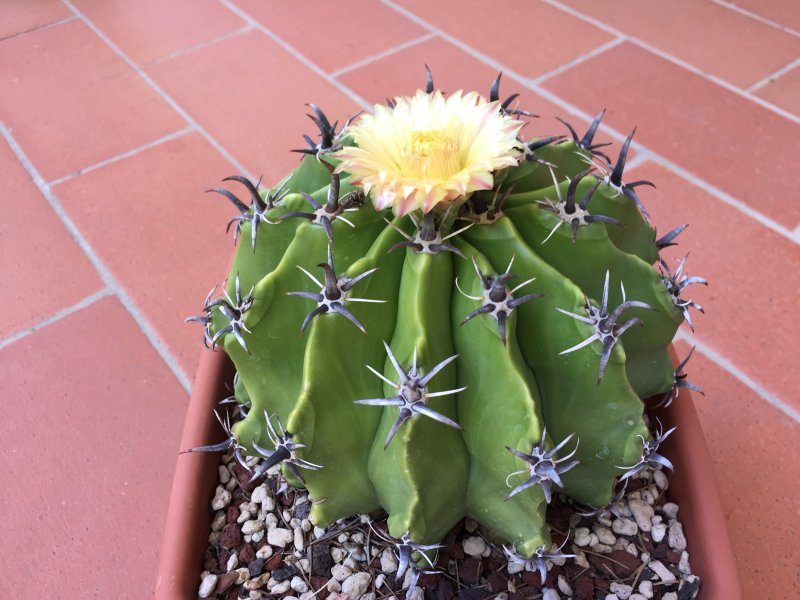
[730,0,800,34]
[543,42,800,229]
[673,340,800,600]
[637,162,800,410]
[146,30,360,180]
[0,138,103,340]
[754,65,800,116]
[0,20,184,182]
[391,0,613,79]
[54,132,235,376]
[0,296,188,598]
[558,0,800,88]
[230,0,425,73]
[338,36,577,133]
[0,0,71,40]
[71,0,245,65]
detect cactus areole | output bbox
[186,72,706,576]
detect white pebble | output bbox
[256,544,273,559]
[406,586,424,600]
[291,576,309,593]
[343,557,359,570]
[271,581,291,594]
[235,568,250,583]
[653,469,669,490]
[542,588,561,600]
[331,563,353,582]
[242,520,264,535]
[589,533,599,547]
[678,550,691,574]
[326,579,341,592]
[252,530,264,543]
[268,527,293,547]
[351,532,365,544]
[661,502,679,519]
[507,561,525,574]
[462,536,487,557]
[629,596,647,600]
[648,560,677,583]
[612,518,638,537]
[609,582,632,599]
[237,510,251,524]
[211,486,232,510]
[244,534,252,544]
[211,512,226,532]
[604,595,619,600]
[375,573,386,589]
[628,498,654,533]
[294,528,305,552]
[249,592,262,600]
[219,465,231,484]
[265,513,278,529]
[574,551,590,569]
[625,543,638,557]
[342,572,372,599]
[638,580,654,598]
[314,526,326,539]
[362,594,377,600]
[574,528,591,546]
[668,521,687,552]
[663,594,678,600]
[651,523,667,543]
[208,531,220,545]
[225,477,237,491]
[290,517,301,529]
[557,574,572,596]
[592,543,613,554]
[640,551,650,564]
[227,552,239,571]
[301,518,312,533]
[251,484,269,505]
[380,548,398,573]
[641,489,656,505]
[198,573,217,598]
[299,558,310,573]
[299,593,315,600]
[331,547,346,563]
[593,525,616,545]
[597,513,613,527]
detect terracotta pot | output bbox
[155,347,742,599]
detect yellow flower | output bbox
[334,89,524,215]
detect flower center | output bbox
[402,129,460,180]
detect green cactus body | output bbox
[190,85,703,568]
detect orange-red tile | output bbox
[558,0,800,88]
[54,132,235,375]
[231,0,425,73]
[673,340,800,600]
[147,30,359,180]
[544,42,800,229]
[71,0,245,65]
[0,296,188,598]
[0,20,184,182]
[638,162,800,409]
[755,65,800,117]
[392,0,613,79]
[338,36,580,136]
[730,0,800,33]
[0,137,103,339]
[0,0,71,40]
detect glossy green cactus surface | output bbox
[188,89,706,568]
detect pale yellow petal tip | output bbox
[332,87,523,214]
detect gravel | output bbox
[199,448,701,599]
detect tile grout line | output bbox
[0,15,78,42]
[747,55,800,93]
[0,123,193,394]
[219,0,371,111]
[60,0,255,182]
[709,0,800,38]
[330,33,436,78]
[530,36,625,85]
[379,0,800,423]
[48,125,195,187]
[541,0,800,126]
[144,24,254,66]
[675,330,800,424]
[0,288,114,351]
[380,0,798,245]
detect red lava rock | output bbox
[219,523,243,549]
[217,547,231,572]
[418,573,438,588]
[521,570,542,588]
[652,543,669,560]
[279,491,295,507]
[310,576,330,599]
[265,553,283,571]
[459,587,490,600]
[459,557,482,585]
[450,542,465,560]
[574,574,594,600]
[203,547,218,572]
[226,505,240,524]
[607,550,642,576]
[667,550,682,564]
[215,571,238,594]
[435,578,454,600]
[311,541,333,577]
[224,588,241,600]
[231,463,260,493]
[238,543,256,564]
[487,570,507,592]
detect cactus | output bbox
[186,72,705,577]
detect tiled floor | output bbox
[1,1,797,597]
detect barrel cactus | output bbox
[187,72,705,581]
